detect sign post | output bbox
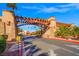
[16,35,22,56]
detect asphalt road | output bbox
[1,36,79,56]
[27,37,79,56]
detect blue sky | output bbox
[0,3,79,32]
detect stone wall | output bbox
[42,17,57,38]
[0,22,5,35]
[0,10,17,41]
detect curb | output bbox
[49,37,79,44]
[64,39,79,44]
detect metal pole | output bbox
[18,40,21,56]
[18,42,21,56]
[18,36,22,56]
[21,41,23,56]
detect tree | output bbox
[55,24,79,40]
[69,25,76,36]
[73,26,79,39]
[0,35,6,55]
[55,25,70,38]
[6,3,16,13]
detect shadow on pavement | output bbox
[38,52,49,56]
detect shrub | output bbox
[0,35,6,55]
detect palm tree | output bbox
[6,3,16,13]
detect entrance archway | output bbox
[0,10,57,41]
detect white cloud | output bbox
[22,6,46,10]
[74,3,79,9]
[38,7,56,13]
[58,3,79,9]
[22,3,79,13]
[38,7,71,13]
[58,4,74,7]
[22,6,41,9]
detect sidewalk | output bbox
[1,42,18,56]
[49,37,79,44]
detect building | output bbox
[0,10,17,41]
[0,17,5,35]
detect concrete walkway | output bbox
[1,42,18,56]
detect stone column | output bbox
[2,10,17,41]
[42,17,57,38]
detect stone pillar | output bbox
[2,10,17,41]
[0,22,5,35]
[42,17,57,38]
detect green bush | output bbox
[0,35,6,55]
